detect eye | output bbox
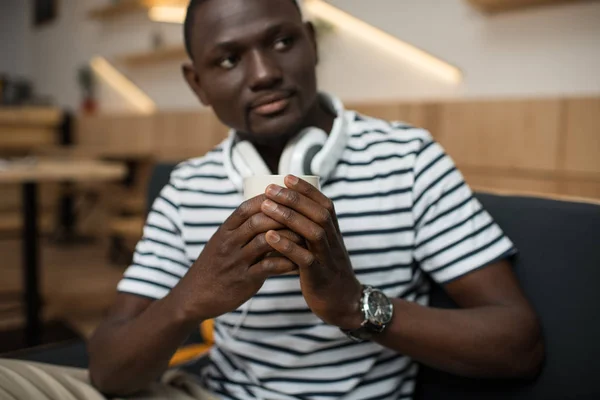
[273,36,294,51]
[219,55,239,70]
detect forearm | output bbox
[374,298,543,378]
[88,292,201,395]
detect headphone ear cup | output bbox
[232,140,272,177]
[279,128,328,176]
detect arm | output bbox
[372,138,543,378]
[88,195,301,396]
[261,175,544,380]
[87,292,202,396]
[373,259,544,378]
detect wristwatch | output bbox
[341,285,394,342]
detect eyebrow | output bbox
[210,21,299,52]
[262,22,295,38]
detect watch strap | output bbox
[341,320,385,342]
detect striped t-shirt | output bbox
[117,110,516,400]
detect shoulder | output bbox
[341,110,436,171]
[153,141,234,208]
[169,141,229,184]
[346,110,434,149]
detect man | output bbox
[0,0,543,399]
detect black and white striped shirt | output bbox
[118,110,516,400]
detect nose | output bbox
[247,49,283,91]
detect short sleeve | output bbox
[116,175,192,300]
[411,137,517,284]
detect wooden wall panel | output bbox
[345,102,439,134]
[563,181,600,201]
[106,116,155,154]
[462,171,561,197]
[75,115,107,148]
[77,111,228,162]
[153,111,228,162]
[347,102,403,122]
[0,107,62,126]
[0,127,57,152]
[397,103,440,134]
[436,99,562,171]
[563,98,600,174]
[75,114,155,156]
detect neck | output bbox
[257,98,336,173]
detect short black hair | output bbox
[183,0,301,60]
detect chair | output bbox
[415,193,600,400]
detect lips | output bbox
[250,92,294,116]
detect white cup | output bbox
[243,175,320,200]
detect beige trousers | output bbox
[0,359,218,400]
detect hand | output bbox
[173,194,304,321]
[261,175,363,329]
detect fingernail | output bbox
[268,231,281,243]
[263,199,277,212]
[287,175,299,185]
[266,184,280,196]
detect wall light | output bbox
[90,57,157,114]
[148,6,186,23]
[304,0,462,84]
[146,0,462,83]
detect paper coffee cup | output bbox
[243,175,320,200]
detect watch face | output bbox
[367,290,393,325]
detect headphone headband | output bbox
[310,95,347,183]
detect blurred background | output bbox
[0,0,599,355]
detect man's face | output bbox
[184,0,319,145]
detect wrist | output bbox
[336,282,364,330]
[164,286,207,328]
[340,285,394,342]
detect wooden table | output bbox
[0,158,127,347]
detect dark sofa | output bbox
[417,192,600,400]
[7,163,600,399]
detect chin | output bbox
[247,110,305,145]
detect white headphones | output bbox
[223,93,349,191]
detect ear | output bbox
[182,63,210,106]
[304,21,319,65]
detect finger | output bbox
[284,175,329,209]
[222,194,267,231]
[284,175,341,229]
[242,232,276,262]
[265,184,335,233]
[261,199,329,251]
[236,212,285,246]
[241,229,306,262]
[248,256,299,280]
[265,229,306,258]
[265,230,316,269]
[277,229,306,246]
[240,227,306,262]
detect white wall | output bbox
[26,0,163,112]
[0,0,32,79]
[4,0,600,111]
[324,0,600,101]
